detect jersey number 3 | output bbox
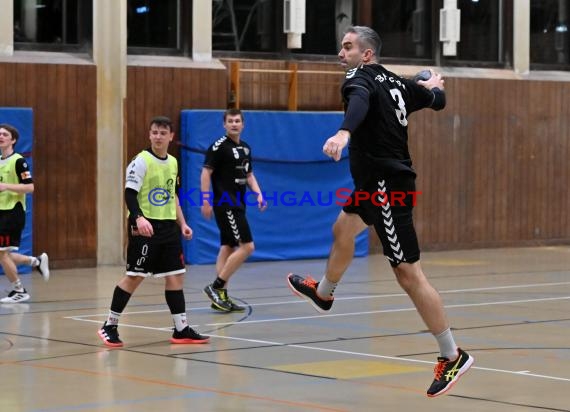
[390,88,408,127]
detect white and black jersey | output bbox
[342,64,438,178]
[203,135,252,210]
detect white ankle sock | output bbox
[317,277,337,299]
[172,313,188,332]
[106,311,121,326]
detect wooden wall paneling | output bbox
[502,79,514,243]
[451,77,469,246]
[125,66,135,160]
[0,64,5,102]
[519,80,533,242]
[537,81,553,240]
[470,78,485,245]
[54,64,69,261]
[546,81,565,240]
[42,64,60,258]
[493,80,511,243]
[153,67,167,117]
[480,80,492,240]
[65,65,79,261]
[171,68,184,118]
[562,84,570,238]
[77,64,94,263]
[506,79,522,243]
[545,81,566,240]
[417,93,438,245]
[4,64,17,103]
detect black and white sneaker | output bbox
[286,273,333,313]
[427,348,474,397]
[97,322,123,347]
[36,252,50,282]
[0,289,30,303]
[170,326,210,344]
[203,284,232,312]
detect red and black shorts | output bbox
[0,204,25,251]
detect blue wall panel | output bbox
[180,110,368,264]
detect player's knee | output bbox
[393,262,423,292]
[241,242,255,256]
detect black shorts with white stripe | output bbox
[343,173,420,267]
[213,207,253,246]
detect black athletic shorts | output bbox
[126,219,186,277]
[0,204,25,250]
[343,173,420,267]
[214,207,253,247]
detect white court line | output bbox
[67,280,570,319]
[70,292,570,383]
[202,334,570,383]
[67,295,570,326]
[73,317,570,383]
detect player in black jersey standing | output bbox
[287,26,473,397]
[201,109,266,312]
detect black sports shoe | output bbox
[97,322,123,348]
[427,348,474,397]
[210,292,246,313]
[286,273,333,313]
[170,326,210,344]
[203,284,232,312]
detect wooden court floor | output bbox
[1,246,569,411]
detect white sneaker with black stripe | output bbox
[1,289,30,303]
[36,252,50,282]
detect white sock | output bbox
[435,328,458,360]
[316,276,337,299]
[106,310,121,326]
[30,256,40,267]
[11,279,24,292]
[172,313,188,332]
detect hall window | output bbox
[14,0,92,51]
[127,0,183,53]
[367,0,434,61]
[212,0,280,53]
[530,0,570,68]
[440,0,507,66]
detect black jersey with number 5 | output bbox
[204,135,252,210]
[342,64,438,177]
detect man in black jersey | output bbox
[287,26,473,397]
[201,109,266,312]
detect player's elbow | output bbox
[431,88,446,111]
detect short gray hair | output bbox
[344,26,382,58]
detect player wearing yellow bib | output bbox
[98,116,208,347]
[0,123,49,304]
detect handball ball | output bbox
[414,69,432,82]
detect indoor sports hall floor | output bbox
[1,246,569,412]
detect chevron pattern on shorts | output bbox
[226,210,241,241]
[378,180,404,263]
